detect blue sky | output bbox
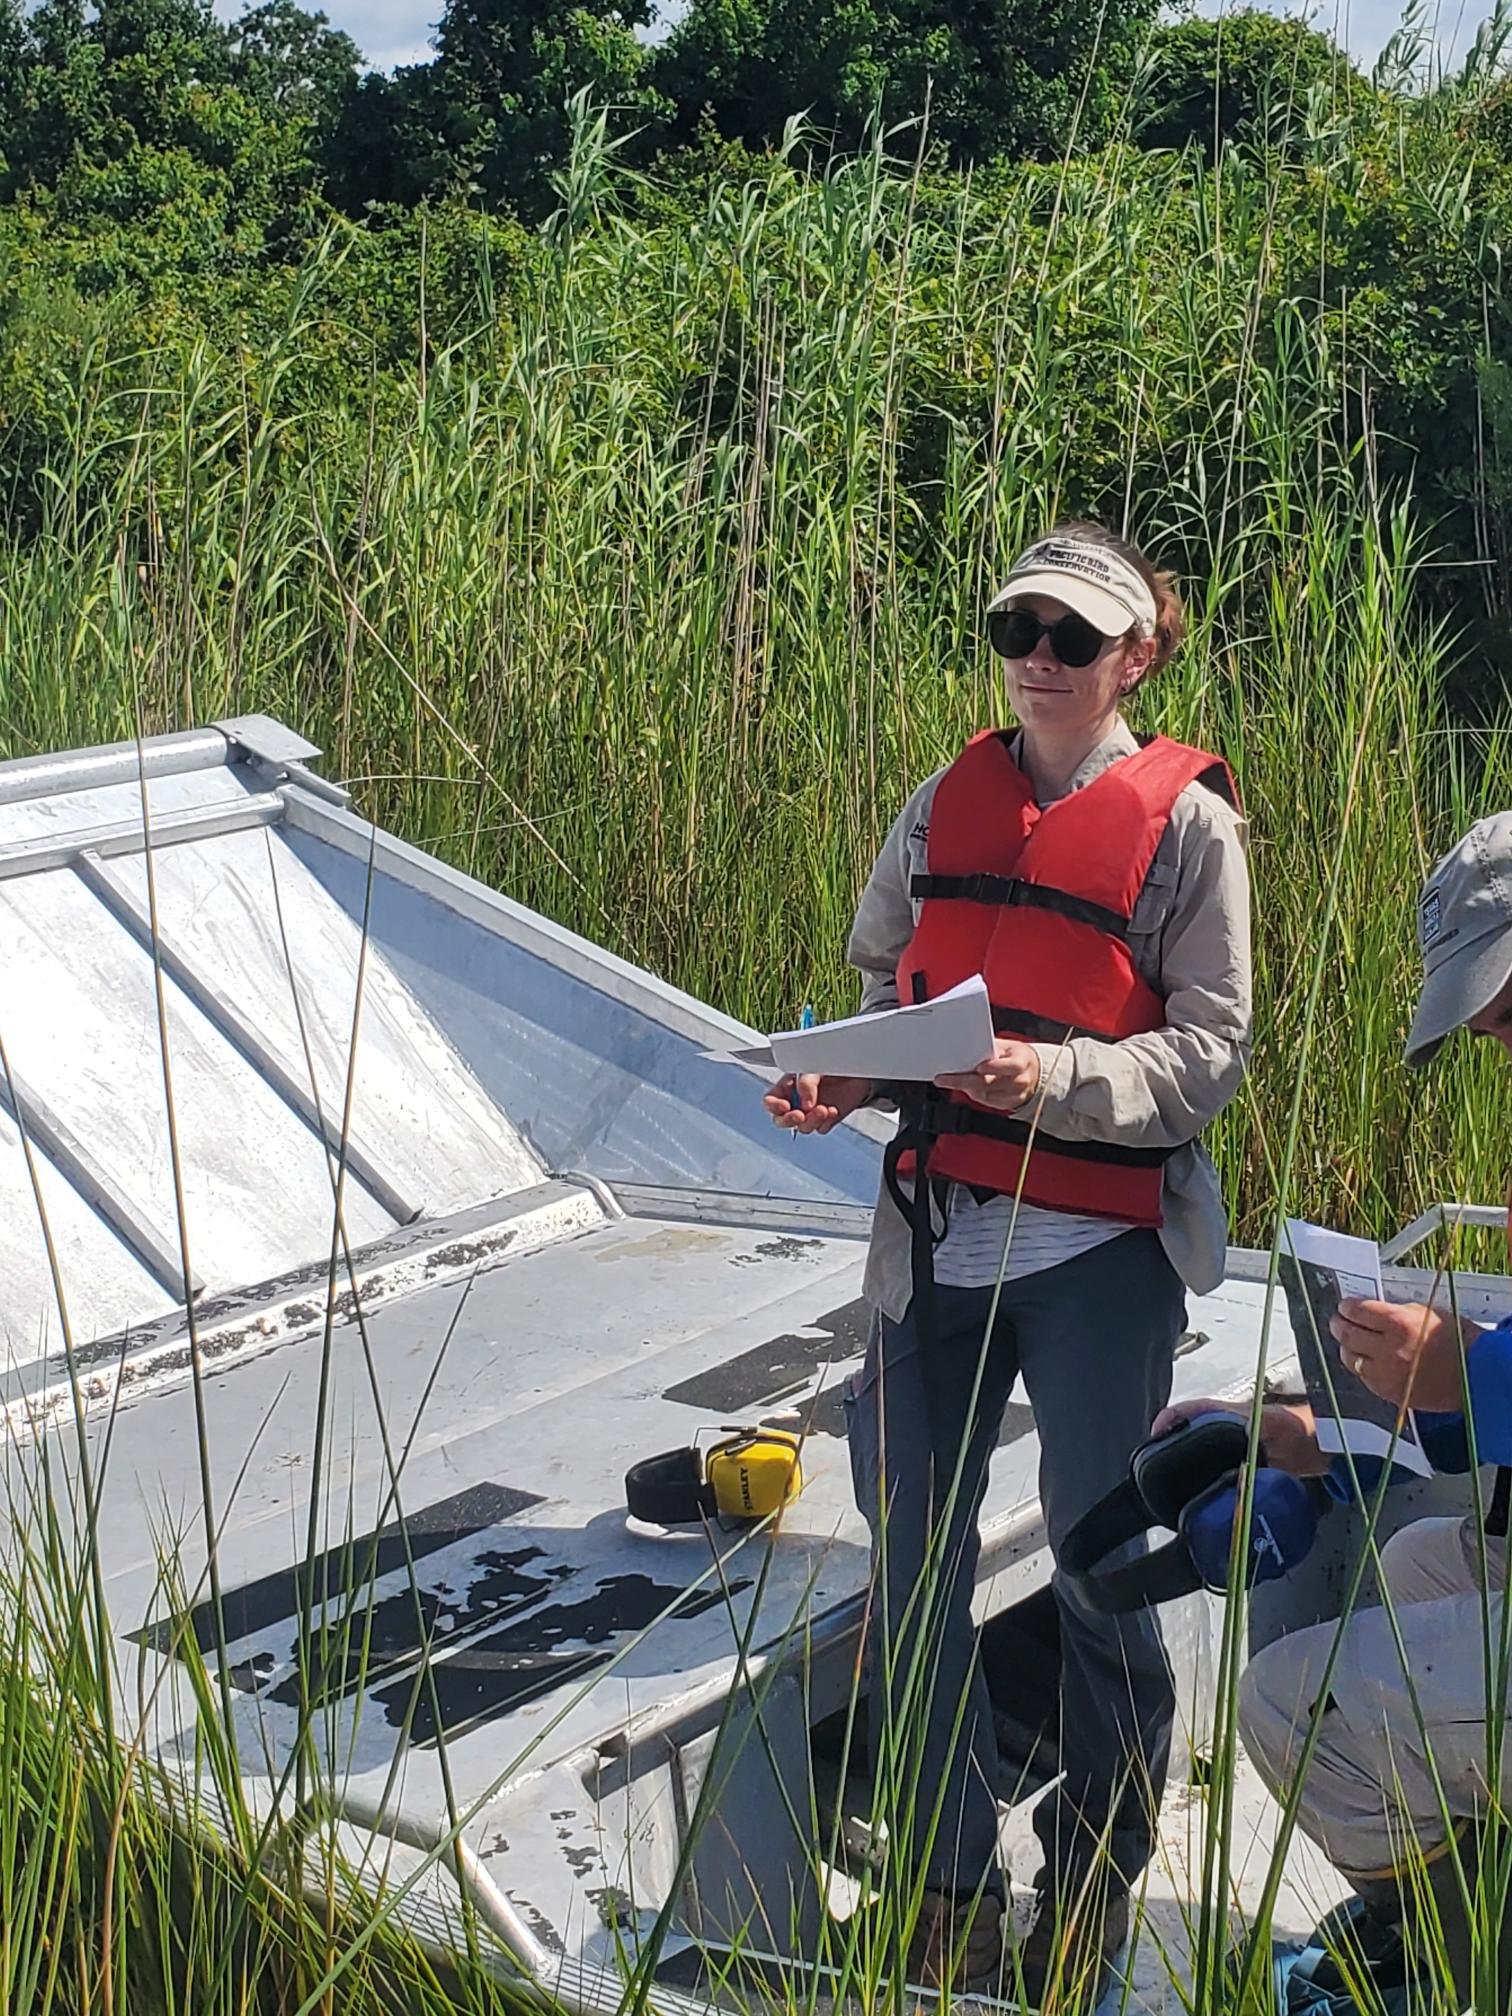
[270,0,1495,80]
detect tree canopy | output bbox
[4,2,1512,706]
[3,0,1301,229]
[651,0,1157,162]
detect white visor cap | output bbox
[987,534,1158,640]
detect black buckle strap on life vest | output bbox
[1489,1466,1511,1541]
[992,1004,1116,1046]
[908,872,1130,943]
[624,1447,715,1524]
[921,1099,1173,1170]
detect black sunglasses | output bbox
[988,607,1109,669]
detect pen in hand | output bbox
[788,1003,815,1114]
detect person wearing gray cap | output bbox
[1160,813,1512,2009]
[761,522,1253,2001]
[1403,810,1512,1067]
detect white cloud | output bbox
[321,0,441,67]
[361,35,437,70]
[212,0,440,68]
[1194,0,1493,70]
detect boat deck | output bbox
[0,716,1501,2012]
[0,1184,1359,1999]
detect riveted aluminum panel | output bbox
[283,812,885,1208]
[0,760,258,848]
[102,824,541,1217]
[0,1102,173,1364]
[0,868,396,1296]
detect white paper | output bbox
[708,974,996,1082]
[1284,1219,1383,1304]
[1281,1218,1433,1477]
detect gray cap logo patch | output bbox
[1419,887,1444,952]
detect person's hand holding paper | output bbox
[1280,1218,1435,1478]
[721,973,995,1082]
[935,1035,1042,1111]
[1329,1297,1479,1414]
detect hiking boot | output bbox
[1012,1880,1130,2013]
[906,1888,1006,1991]
[1303,1890,1408,1995]
[1347,1828,1512,2011]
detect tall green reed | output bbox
[3,118,1507,1244]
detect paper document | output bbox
[1279,1218,1433,1478]
[710,974,996,1083]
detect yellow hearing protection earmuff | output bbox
[706,1427,803,1519]
[625,1427,803,1525]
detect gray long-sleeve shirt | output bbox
[846,718,1254,1317]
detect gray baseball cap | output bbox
[1405,812,1512,1067]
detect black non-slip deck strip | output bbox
[661,1298,870,1414]
[382,1574,751,1747]
[133,1480,544,1657]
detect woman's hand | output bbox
[1331,1299,1477,1414]
[934,1037,1041,1111]
[1150,1396,1331,1478]
[763,1074,872,1135]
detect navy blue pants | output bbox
[845,1229,1184,1898]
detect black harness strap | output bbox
[908,872,1130,943]
[885,945,1168,1342]
[921,1099,1173,1170]
[992,1004,1117,1045]
[879,1076,1172,1348]
[1489,1466,1511,1541]
[882,1089,950,1348]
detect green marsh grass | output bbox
[6,76,1512,2016]
[3,109,1511,1241]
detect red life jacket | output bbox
[893,731,1237,1227]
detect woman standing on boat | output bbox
[764,526,1252,2004]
